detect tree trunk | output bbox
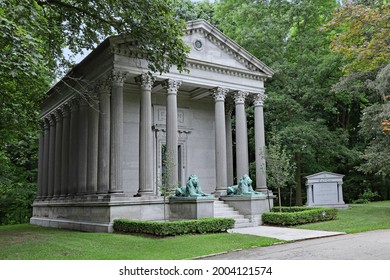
[295,152,303,206]
[278,187,282,212]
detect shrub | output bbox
[352,189,380,204]
[262,207,337,226]
[113,218,235,236]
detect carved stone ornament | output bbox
[111,70,129,85]
[135,73,155,90]
[211,87,229,102]
[162,79,182,95]
[233,91,249,104]
[96,79,112,95]
[253,93,267,107]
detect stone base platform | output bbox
[30,193,275,232]
[30,195,169,232]
[308,203,349,210]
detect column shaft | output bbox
[253,92,268,192]
[78,99,89,195]
[234,91,249,181]
[61,105,71,198]
[53,110,63,198]
[225,109,234,186]
[41,120,50,199]
[37,122,44,199]
[87,95,99,194]
[47,114,56,198]
[98,83,111,194]
[110,71,127,193]
[163,79,181,188]
[136,74,154,196]
[212,88,228,194]
[69,99,80,196]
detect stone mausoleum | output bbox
[30,20,274,232]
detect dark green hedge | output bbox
[113,218,235,236]
[262,207,337,226]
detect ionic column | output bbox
[162,79,182,188]
[53,109,63,198]
[47,113,56,199]
[225,105,234,186]
[60,104,71,198]
[97,81,111,194]
[234,91,249,181]
[135,73,155,196]
[37,121,44,199]
[68,99,80,196]
[78,98,89,195]
[110,70,128,193]
[211,87,229,195]
[87,92,99,195]
[253,90,268,192]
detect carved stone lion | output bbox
[175,174,210,197]
[227,174,262,196]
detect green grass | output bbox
[294,200,390,233]
[0,224,282,260]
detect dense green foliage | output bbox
[0,224,282,259]
[113,218,235,236]
[262,207,338,226]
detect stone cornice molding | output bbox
[187,59,267,82]
[234,91,249,104]
[162,79,182,95]
[135,73,155,90]
[211,87,229,102]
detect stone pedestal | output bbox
[220,195,273,224]
[169,197,215,221]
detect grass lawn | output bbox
[0,224,282,260]
[294,200,390,233]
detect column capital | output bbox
[54,109,63,122]
[70,98,80,112]
[48,113,56,126]
[162,79,182,95]
[60,103,71,118]
[135,73,155,90]
[253,93,267,107]
[233,91,249,104]
[42,118,50,130]
[211,87,229,102]
[96,79,112,96]
[111,70,129,86]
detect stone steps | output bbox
[213,200,252,228]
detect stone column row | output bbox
[210,88,268,194]
[36,70,129,200]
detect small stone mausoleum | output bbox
[306,171,348,209]
[30,20,274,232]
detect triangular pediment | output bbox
[305,172,345,179]
[184,20,273,77]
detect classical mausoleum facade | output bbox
[31,20,274,232]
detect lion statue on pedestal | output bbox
[175,174,210,197]
[227,174,262,196]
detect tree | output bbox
[265,135,295,212]
[326,3,390,74]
